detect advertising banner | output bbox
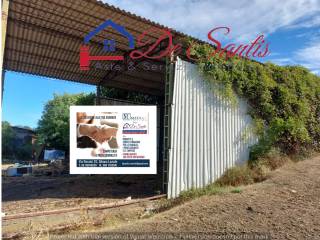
[70,106,157,174]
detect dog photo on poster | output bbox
[69,106,157,174]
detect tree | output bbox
[16,142,33,160]
[101,87,160,104]
[2,121,16,159]
[37,93,95,151]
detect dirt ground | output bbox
[2,174,162,238]
[89,155,320,240]
[2,156,320,239]
[2,174,161,213]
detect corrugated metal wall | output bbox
[167,58,257,198]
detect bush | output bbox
[189,43,320,159]
[217,148,293,187]
[251,148,290,170]
[216,165,254,186]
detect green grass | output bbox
[230,188,242,193]
[156,184,245,213]
[179,184,226,201]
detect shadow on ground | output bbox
[2,174,162,202]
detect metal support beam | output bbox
[1,0,10,102]
[96,84,101,105]
[162,52,175,194]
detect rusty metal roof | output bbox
[4,0,197,95]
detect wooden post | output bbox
[1,0,9,102]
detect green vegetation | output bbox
[100,87,160,104]
[157,184,244,213]
[2,121,16,159]
[189,42,320,162]
[15,142,33,160]
[179,184,226,200]
[37,93,95,151]
[2,121,34,160]
[212,148,291,189]
[230,188,242,193]
[156,184,227,212]
[157,150,291,211]
[216,165,255,186]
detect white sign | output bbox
[70,106,157,174]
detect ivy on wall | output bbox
[189,43,320,161]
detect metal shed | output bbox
[2,0,257,198]
[164,58,257,198]
[2,0,194,96]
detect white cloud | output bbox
[295,40,320,73]
[288,14,320,29]
[269,58,296,65]
[312,70,320,75]
[103,0,320,74]
[104,0,320,41]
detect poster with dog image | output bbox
[70,106,157,174]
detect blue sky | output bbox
[105,0,320,74]
[2,0,320,128]
[2,72,95,128]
